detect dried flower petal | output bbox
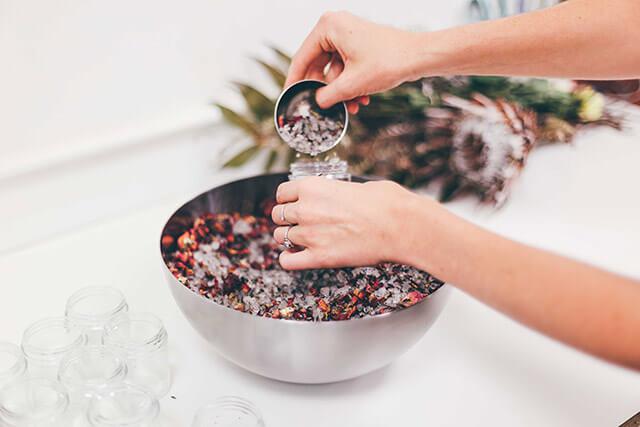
[163,212,444,321]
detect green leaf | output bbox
[254,58,286,88]
[215,104,260,137]
[223,145,261,168]
[269,45,292,65]
[265,149,279,172]
[233,82,275,121]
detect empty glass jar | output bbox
[192,396,265,427]
[21,317,86,380]
[288,158,351,181]
[0,342,27,390]
[0,378,70,427]
[102,313,170,398]
[58,345,127,407]
[87,384,159,427]
[65,287,129,345]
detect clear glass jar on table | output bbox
[0,378,71,427]
[58,345,127,408]
[21,317,86,380]
[192,396,265,427]
[0,342,27,390]
[65,286,129,345]
[102,313,170,398]
[87,384,160,427]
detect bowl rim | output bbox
[159,172,446,325]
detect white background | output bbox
[0,0,467,176]
[0,0,468,252]
[1,1,640,426]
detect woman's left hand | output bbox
[271,177,423,270]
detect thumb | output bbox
[315,70,360,109]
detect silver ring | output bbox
[280,204,288,224]
[283,226,294,250]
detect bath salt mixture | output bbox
[277,113,344,156]
[162,212,444,321]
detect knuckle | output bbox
[295,204,313,222]
[271,205,280,222]
[319,11,336,24]
[367,179,401,191]
[289,205,301,223]
[278,251,291,269]
[276,181,296,202]
[319,10,348,27]
[273,227,283,242]
[316,251,335,269]
[298,226,315,243]
[298,178,319,196]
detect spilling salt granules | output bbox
[277,113,343,156]
[162,212,444,321]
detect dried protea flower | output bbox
[539,116,576,144]
[345,119,451,188]
[442,94,538,205]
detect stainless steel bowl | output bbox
[160,173,450,384]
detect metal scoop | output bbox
[274,80,348,156]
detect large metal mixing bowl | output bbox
[160,173,450,384]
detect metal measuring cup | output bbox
[274,79,349,156]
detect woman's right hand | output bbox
[285,11,422,113]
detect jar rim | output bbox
[289,159,350,180]
[193,396,265,426]
[21,317,86,360]
[0,342,26,384]
[103,313,167,353]
[58,345,128,390]
[87,384,159,426]
[65,286,128,325]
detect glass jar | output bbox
[288,159,351,181]
[0,378,70,427]
[58,345,127,408]
[102,313,170,398]
[21,317,86,380]
[87,384,159,427]
[192,396,265,427]
[0,342,27,390]
[65,287,129,345]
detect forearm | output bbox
[409,0,640,80]
[403,195,640,369]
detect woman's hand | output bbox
[271,177,442,270]
[285,11,421,113]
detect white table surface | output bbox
[2,123,640,426]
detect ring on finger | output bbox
[280,204,289,225]
[283,226,294,250]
